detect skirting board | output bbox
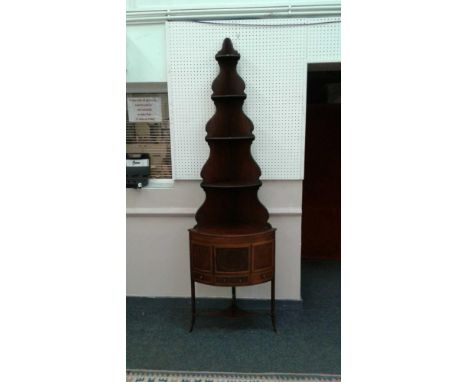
[127,296,303,310]
[126,207,302,216]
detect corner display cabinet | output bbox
[189,38,276,332]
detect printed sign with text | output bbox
[127,96,162,123]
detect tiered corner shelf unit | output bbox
[189,38,276,332]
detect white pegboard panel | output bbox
[167,18,340,179]
[306,17,341,63]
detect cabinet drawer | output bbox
[215,275,249,285]
[192,272,213,283]
[250,271,273,284]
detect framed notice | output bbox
[127,96,162,123]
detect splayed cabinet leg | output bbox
[232,286,236,305]
[189,279,196,332]
[271,277,277,332]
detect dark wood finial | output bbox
[215,37,240,59]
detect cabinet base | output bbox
[189,228,276,332]
[189,284,276,332]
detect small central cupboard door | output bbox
[214,246,250,273]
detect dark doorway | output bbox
[301,64,341,261]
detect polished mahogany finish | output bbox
[190,229,275,287]
[189,38,276,331]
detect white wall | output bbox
[126,24,166,83]
[127,180,302,300]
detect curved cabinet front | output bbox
[189,229,275,287]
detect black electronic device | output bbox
[126,154,150,188]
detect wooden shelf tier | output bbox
[215,53,241,59]
[205,135,255,142]
[211,94,247,101]
[200,181,261,189]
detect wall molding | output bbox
[127,3,341,25]
[127,296,303,310]
[126,207,302,216]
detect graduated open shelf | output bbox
[205,134,254,142]
[211,94,247,101]
[200,180,261,189]
[215,53,240,59]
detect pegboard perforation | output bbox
[167,18,340,179]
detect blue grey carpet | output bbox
[126,261,340,373]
